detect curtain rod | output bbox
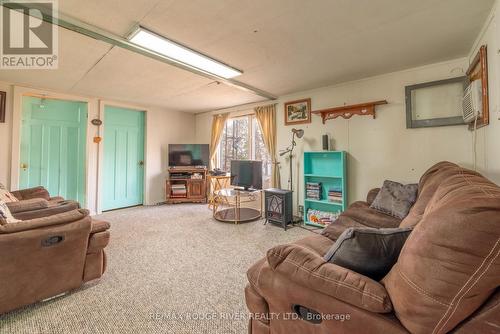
[210,102,278,117]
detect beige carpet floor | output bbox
[0,204,310,334]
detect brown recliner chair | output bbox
[0,208,110,314]
[246,162,500,334]
[6,186,81,220]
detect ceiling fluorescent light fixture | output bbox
[128,27,242,79]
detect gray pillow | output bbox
[370,180,418,219]
[324,227,412,281]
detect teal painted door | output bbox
[102,106,145,211]
[20,97,87,204]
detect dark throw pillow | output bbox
[370,180,418,219]
[324,227,413,281]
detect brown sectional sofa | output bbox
[0,187,110,314]
[246,162,500,334]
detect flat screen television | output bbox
[168,144,209,167]
[231,160,262,190]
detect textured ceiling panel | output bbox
[71,46,213,107]
[58,0,165,36]
[0,29,111,92]
[141,0,493,96]
[159,82,266,113]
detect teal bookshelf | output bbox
[303,151,347,228]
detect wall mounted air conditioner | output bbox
[462,80,482,123]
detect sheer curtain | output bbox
[209,113,229,168]
[254,104,280,188]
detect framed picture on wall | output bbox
[0,91,5,123]
[284,98,311,125]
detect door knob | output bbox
[138,160,144,166]
[20,163,28,171]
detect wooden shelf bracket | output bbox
[312,100,388,124]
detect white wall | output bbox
[145,105,195,204]
[196,57,484,212]
[0,82,13,189]
[0,82,195,214]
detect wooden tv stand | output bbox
[166,167,207,204]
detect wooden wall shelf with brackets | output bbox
[312,100,388,124]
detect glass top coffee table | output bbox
[212,188,262,224]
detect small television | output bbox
[168,144,209,167]
[231,160,262,190]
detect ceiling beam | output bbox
[1,2,277,100]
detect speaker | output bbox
[322,135,329,150]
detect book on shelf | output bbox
[306,193,321,200]
[306,191,321,195]
[327,187,342,203]
[306,182,322,200]
[328,199,342,204]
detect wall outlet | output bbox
[298,205,304,215]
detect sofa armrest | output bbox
[267,244,392,313]
[6,198,49,213]
[366,188,380,205]
[11,186,50,201]
[91,219,110,234]
[0,209,89,233]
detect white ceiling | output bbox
[0,0,494,112]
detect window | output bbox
[218,115,272,189]
[405,76,468,128]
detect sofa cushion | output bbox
[294,234,334,256]
[6,198,49,213]
[0,209,89,233]
[400,161,469,228]
[267,243,393,313]
[322,201,401,241]
[383,166,500,334]
[451,289,500,334]
[0,200,21,224]
[12,200,80,221]
[370,180,418,219]
[324,227,412,281]
[10,186,51,201]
